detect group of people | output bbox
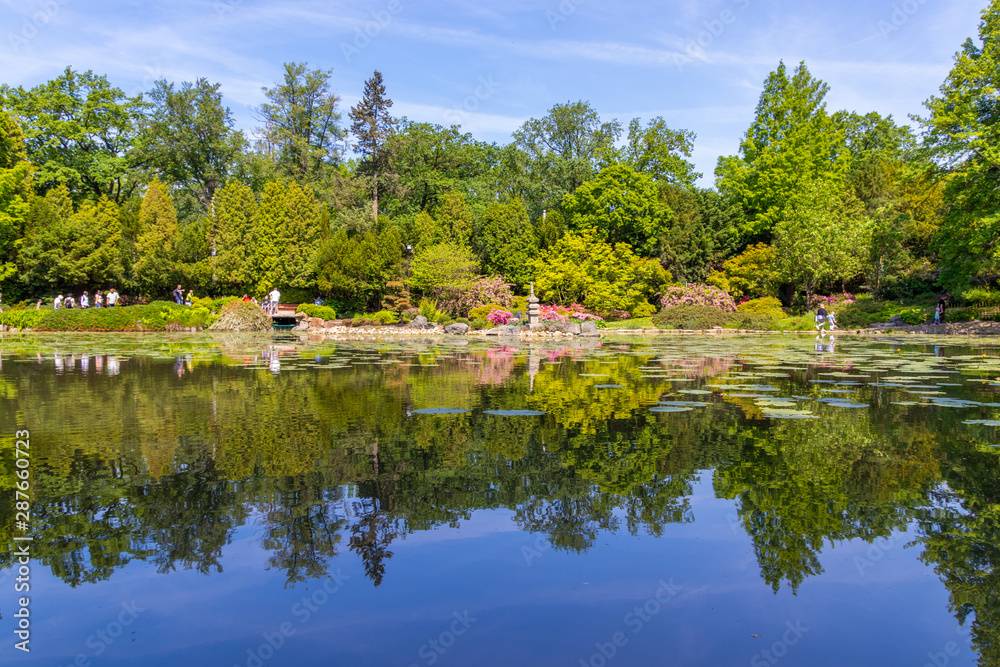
[172,285,196,306]
[241,288,282,315]
[815,306,837,331]
[54,289,120,310]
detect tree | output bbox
[772,180,868,303]
[658,186,739,283]
[0,67,145,204]
[513,101,622,213]
[313,226,402,312]
[561,163,671,256]
[281,181,321,290]
[140,78,247,211]
[623,117,700,187]
[349,71,395,219]
[0,111,32,285]
[708,243,779,300]
[255,63,344,181]
[133,179,178,294]
[407,242,479,302]
[921,2,1000,287]
[433,191,473,247]
[251,181,287,294]
[528,230,670,318]
[715,61,849,240]
[209,181,257,293]
[475,198,538,288]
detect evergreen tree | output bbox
[251,181,286,294]
[475,198,538,288]
[349,70,395,219]
[134,179,178,294]
[434,191,473,247]
[209,181,257,293]
[282,181,321,290]
[0,110,32,286]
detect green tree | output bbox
[140,78,247,211]
[562,163,671,256]
[475,198,538,288]
[921,1,1000,287]
[0,67,145,203]
[623,117,700,187]
[134,179,179,294]
[282,181,321,290]
[529,230,670,317]
[255,63,344,181]
[658,186,738,282]
[209,181,257,293]
[407,242,479,301]
[773,180,868,303]
[251,181,287,294]
[433,192,473,247]
[0,111,32,285]
[716,61,849,240]
[349,70,395,219]
[313,225,402,311]
[708,243,779,300]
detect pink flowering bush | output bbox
[538,303,603,323]
[487,309,516,325]
[659,284,736,312]
[441,276,515,316]
[809,293,856,309]
[570,312,603,321]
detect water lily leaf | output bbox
[411,408,471,415]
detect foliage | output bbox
[255,62,343,181]
[529,230,669,318]
[622,116,700,187]
[658,186,739,283]
[440,275,514,318]
[207,300,269,331]
[834,297,933,328]
[474,198,537,287]
[707,243,778,300]
[0,67,146,203]
[716,61,849,239]
[961,287,1000,307]
[725,311,780,331]
[0,110,32,284]
[380,281,411,315]
[652,305,729,330]
[562,163,671,256]
[486,309,516,325]
[352,310,399,326]
[296,303,338,320]
[808,293,856,309]
[313,226,401,313]
[349,70,395,218]
[417,299,449,324]
[407,242,479,307]
[0,301,215,331]
[133,179,178,294]
[659,283,736,312]
[209,181,256,293]
[737,297,785,316]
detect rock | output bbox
[308,317,324,328]
[324,321,339,329]
[295,321,309,331]
[888,315,904,325]
[580,321,599,336]
[444,323,469,335]
[9,327,18,333]
[409,315,434,330]
[485,325,517,336]
[0,325,7,332]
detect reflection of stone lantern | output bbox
[528,283,540,328]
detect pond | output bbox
[1,332,999,666]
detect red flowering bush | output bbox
[809,293,855,309]
[659,284,736,312]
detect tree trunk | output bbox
[372,170,378,220]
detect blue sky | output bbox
[0,0,988,185]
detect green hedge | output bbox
[726,311,780,330]
[652,305,729,330]
[0,301,216,331]
[296,303,338,321]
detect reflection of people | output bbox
[815,306,828,331]
[826,336,836,353]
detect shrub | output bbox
[455,317,470,326]
[351,310,400,326]
[439,275,515,317]
[0,301,219,332]
[707,243,778,299]
[469,317,488,330]
[659,284,736,312]
[726,311,779,330]
[297,303,338,321]
[418,299,449,324]
[539,305,565,323]
[900,309,928,325]
[962,287,1000,307]
[737,297,785,315]
[469,303,508,321]
[809,293,856,309]
[652,305,729,330]
[487,309,516,325]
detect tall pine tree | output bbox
[134,179,178,295]
[349,71,395,219]
[209,181,257,293]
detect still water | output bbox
[0,332,999,667]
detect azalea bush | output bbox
[659,284,736,312]
[487,309,516,325]
[440,275,515,316]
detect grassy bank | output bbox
[0,301,216,331]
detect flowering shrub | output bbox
[659,284,736,312]
[570,312,603,321]
[809,293,856,309]
[441,275,515,316]
[487,309,516,325]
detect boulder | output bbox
[444,323,469,335]
[409,315,434,330]
[324,320,339,329]
[0,325,7,332]
[308,317,324,328]
[294,311,307,321]
[485,325,517,336]
[580,321,599,336]
[888,315,904,325]
[295,321,309,331]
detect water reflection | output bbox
[0,334,999,664]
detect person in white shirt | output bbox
[268,288,280,315]
[80,292,89,308]
[54,294,64,309]
[106,289,119,306]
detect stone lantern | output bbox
[528,283,540,327]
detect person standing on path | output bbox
[173,285,184,305]
[107,289,119,307]
[54,294,63,309]
[80,292,89,309]
[269,287,281,316]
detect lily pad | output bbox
[761,408,818,420]
[411,408,471,415]
[650,406,693,413]
[594,384,626,389]
[678,389,713,395]
[963,420,1000,426]
[483,410,547,417]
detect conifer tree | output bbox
[349,70,395,219]
[282,181,321,290]
[209,181,257,292]
[134,179,178,294]
[251,181,286,294]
